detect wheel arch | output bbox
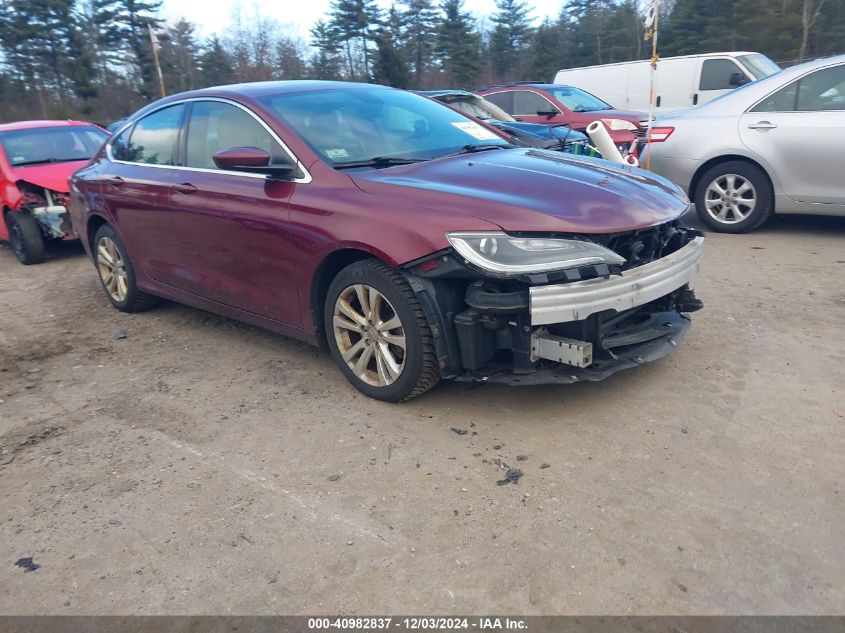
[689,154,774,202]
[86,214,109,257]
[310,247,389,348]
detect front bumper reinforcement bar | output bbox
[529,236,704,325]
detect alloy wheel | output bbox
[332,283,407,387]
[97,236,128,302]
[703,174,757,224]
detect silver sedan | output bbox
[643,54,845,233]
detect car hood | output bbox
[9,160,88,193]
[350,148,689,234]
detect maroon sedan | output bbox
[69,81,703,401]
[478,83,645,148]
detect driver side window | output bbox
[185,101,285,170]
[512,91,557,115]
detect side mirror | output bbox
[729,72,750,87]
[212,147,295,179]
[536,109,560,118]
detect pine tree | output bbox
[373,27,410,87]
[435,0,481,89]
[528,18,567,83]
[199,35,234,87]
[309,19,344,79]
[402,0,439,83]
[489,0,531,81]
[331,0,382,80]
[160,18,198,94]
[93,0,163,100]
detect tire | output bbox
[6,212,46,265]
[92,224,158,313]
[694,160,774,233]
[324,259,440,402]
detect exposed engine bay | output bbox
[402,220,704,385]
[15,179,74,239]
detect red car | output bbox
[478,83,645,148]
[69,81,703,401]
[0,120,109,264]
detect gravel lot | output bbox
[0,212,843,615]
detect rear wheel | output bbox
[324,259,440,402]
[93,224,157,312]
[7,212,45,265]
[695,160,773,233]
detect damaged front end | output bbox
[403,220,704,385]
[15,180,75,239]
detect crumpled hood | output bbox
[10,160,88,193]
[351,149,690,233]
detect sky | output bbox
[161,0,563,41]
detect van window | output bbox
[484,92,513,113]
[700,59,745,91]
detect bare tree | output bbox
[799,0,827,60]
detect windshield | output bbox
[738,54,781,80]
[0,125,108,167]
[550,87,613,112]
[259,88,511,167]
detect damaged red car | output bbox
[69,82,703,401]
[0,120,109,264]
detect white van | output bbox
[553,52,781,112]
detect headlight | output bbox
[601,118,638,131]
[446,232,625,277]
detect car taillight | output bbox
[646,127,675,142]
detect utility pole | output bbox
[148,23,166,99]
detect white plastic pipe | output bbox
[586,121,625,164]
[624,154,640,168]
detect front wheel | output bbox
[694,160,773,233]
[7,212,46,265]
[324,259,440,402]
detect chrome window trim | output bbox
[746,61,845,114]
[105,96,312,184]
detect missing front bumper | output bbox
[459,311,691,385]
[530,237,704,325]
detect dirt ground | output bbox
[0,212,843,615]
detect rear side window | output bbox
[119,104,185,164]
[700,59,744,91]
[753,65,845,112]
[512,90,557,115]
[185,101,286,170]
[484,91,513,113]
[796,65,845,111]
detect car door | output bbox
[168,99,302,325]
[103,104,185,287]
[739,63,845,205]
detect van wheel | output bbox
[695,161,773,233]
[324,259,440,402]
[93,224,158,312]
[7,212,46,265]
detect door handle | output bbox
[748,121,777,130]
[172,182,198,194]
[693,93,698,105]
[104,176,124,188]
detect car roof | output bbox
[170,80,393,101]
[480,83,575,91]
[0,119,97,133]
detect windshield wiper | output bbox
[13,156,86,167]
[441,144,509,158]
[334,156,425,170]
